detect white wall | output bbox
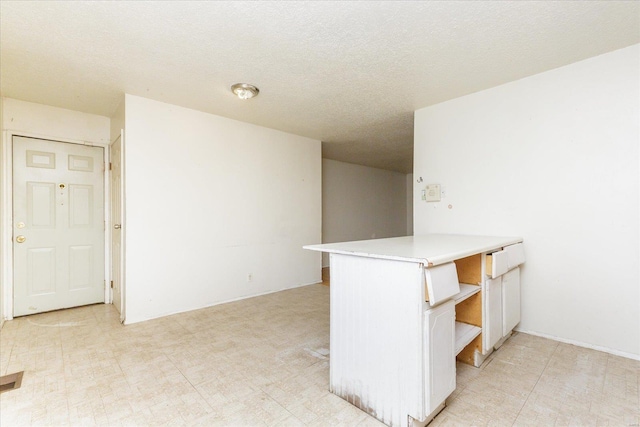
[1,98,110,145]
[123,95,321,323]
[322,159,409,267]
[110,97,125,143]
[406,174,413,235]
[0,98,4,327]
[414,45,639,359]
[0,98,110,321]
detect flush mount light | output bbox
[231,83,259,100]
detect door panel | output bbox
[28,248,56,294]
[69,245,93,289]
[28,182,56,227]
[68,154,93,172]
[69,184,93,226]
[26,150,55,168]
[13,136,105,316]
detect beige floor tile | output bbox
[2,284,639,427]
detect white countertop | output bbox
[304,234,522,266]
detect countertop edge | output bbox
[303,235,523,266]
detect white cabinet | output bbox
[452,244,525,364]
[502,267,521,336]
[304,234,524,427]
[424,300,456,415]
[326,255,457,426]
[485,276,503,350]
[484,243,524,350]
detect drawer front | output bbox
[489,250,509,278]
[425,262,460,306]
[505,243,525,270]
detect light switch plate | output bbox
[425,184,441,202]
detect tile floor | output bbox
[1,284,638,426]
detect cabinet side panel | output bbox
[457,334,482,366]
[330,253,425,427]
[454,254,482,284]
[455,292,482,327]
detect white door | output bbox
[110,133,124,317]
[13,136,105,316]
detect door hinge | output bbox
[110,280,114,289]
[109,162,112,171]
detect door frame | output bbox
[110,131,126,322]
[1,130,112,320]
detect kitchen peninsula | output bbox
[304,234,525,427]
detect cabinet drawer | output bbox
[486,250,509,278]
[505,243,525,270]
[424,262,460,306]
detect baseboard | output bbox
[516,328,640,361]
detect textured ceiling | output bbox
[1,1,638,173]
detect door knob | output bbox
[16,235,26,243]
[113,224,121,229]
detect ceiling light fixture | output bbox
[231,83,259,100]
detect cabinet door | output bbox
[485,277,503,349]
[502,267,521,336]
[424,300,455,415]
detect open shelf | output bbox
[453,283,481,304]
[455,321,482,355]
